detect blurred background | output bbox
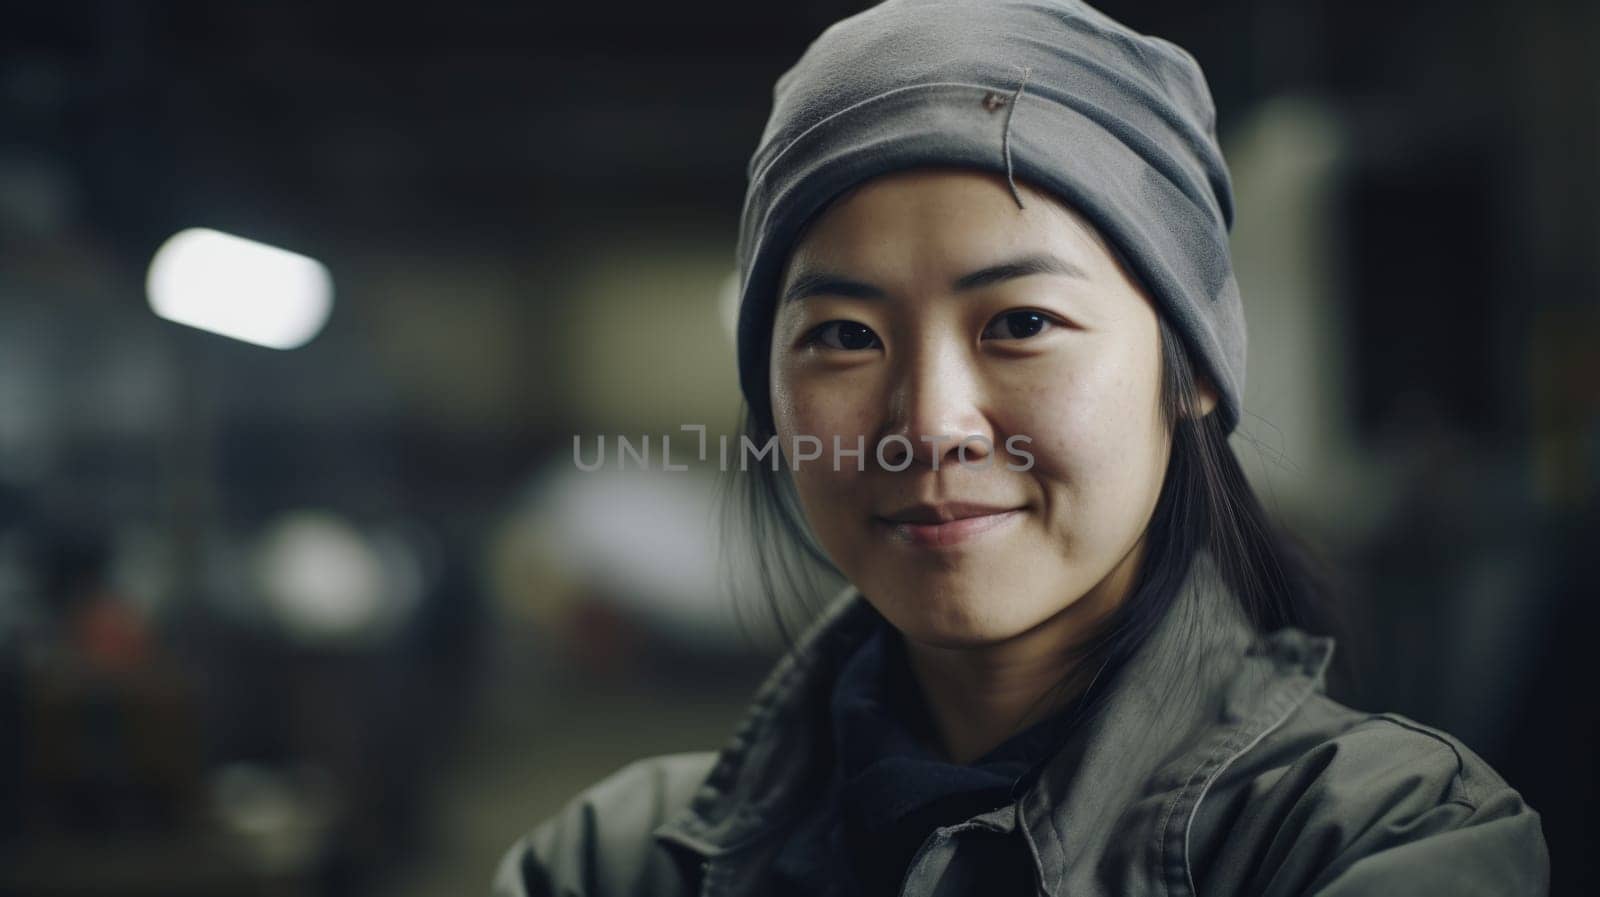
[0,1,1595,894]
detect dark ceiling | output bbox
[6,0,1372,257]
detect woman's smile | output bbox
[873,502,1028,549]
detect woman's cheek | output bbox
[782,370,868,443]
[775,397,855,491]
[1043,376,1163,524]
[770,371,820,445]
[1008,374,1102,478]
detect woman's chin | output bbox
[879,593,1046,649]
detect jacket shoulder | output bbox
[1191,695,1550,896]
[491,751,718,897]
[1274,696,1518,808]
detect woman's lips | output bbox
[877,507,1026,549]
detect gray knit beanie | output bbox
[734,0,1246,435]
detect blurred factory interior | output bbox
[0,1,1596,894]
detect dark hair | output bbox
[716,304,1346,725]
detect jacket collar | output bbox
[653,549,1334,893]
[653,578,881,858]
[1016,550,1333,896]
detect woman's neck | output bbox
[899,537,1145,765]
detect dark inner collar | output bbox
[807,617,1089,893]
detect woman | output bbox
[494,1,1550,894]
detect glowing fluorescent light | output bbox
[146,227,333,349]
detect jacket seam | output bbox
[1178,679,1313,897]
[1017,799,1052,897]
[1043,800,1069,896]
[1367,712,1481,807]
[1165,641,1331,897]
[1156,718,1245,895]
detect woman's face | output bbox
[769,167,1213,649]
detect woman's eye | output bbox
[983,309,1057,341]
[806,320,881,351]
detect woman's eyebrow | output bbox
[781,252,1089,304]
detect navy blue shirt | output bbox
[773,617,1093,896]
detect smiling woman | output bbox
[768,171,1180,698]
[491,1,1550,895]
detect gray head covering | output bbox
[734,0,1247,434]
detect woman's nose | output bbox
[877,346,995,470]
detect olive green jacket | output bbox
[492,552,1550,896]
